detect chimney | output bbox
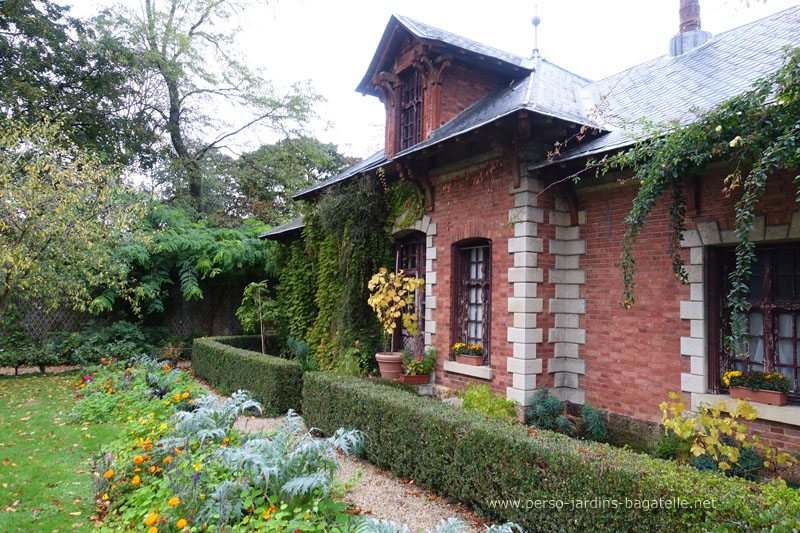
[670,0,711,56]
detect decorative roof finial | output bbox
[531,5,541,59]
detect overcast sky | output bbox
[66,0,800,159]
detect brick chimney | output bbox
[670,0,711,56]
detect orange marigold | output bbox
[176,518,188,528]
[133,455,144,465]
[163,456,172,464]
[168,497,180,507]
[103,470,114,479]
[131,476,140,486]
[147,528,158,533]
[145,512,159,526]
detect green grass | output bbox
[0,372,120,532]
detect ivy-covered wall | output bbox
[271,175,421,373]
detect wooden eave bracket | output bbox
[397,161,434,212]
[558,181,581,226]
[490,138,522,189]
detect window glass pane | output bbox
[468,322,475,339]
[476,305,483,321]
[778,313,793,337]
[778,367,795,391]
[796,277,800,300]
[749,312,764,335]
[476,322,482,340]
[476,261,483,280]
[751,255,763,275]
[469,303,476,321]
[777,277,793,300]
[732,360,747,373]
[749,338,763,362]
[777,251,793,274]
[469,257,476,279]
[749,276,763,300]
[751,363,764,372]
[779,340,794,365]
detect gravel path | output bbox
[190,376,484,532]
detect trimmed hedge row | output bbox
[192,336,301,413]
[303,372,800,532]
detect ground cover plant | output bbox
[77,354,370,531]
[0,372,121,531]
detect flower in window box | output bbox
[402,349,435,376]
[451,343,467,355]
[723,370,791,406]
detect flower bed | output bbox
[75,356,365,531]
[191,336,302,413]
[303,371,800,532]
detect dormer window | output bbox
[398,68,423,151]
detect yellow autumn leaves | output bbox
[367,268,424,336]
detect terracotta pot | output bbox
[729,386,788,406]
[399,373,431,384]
[456,354,484,366]
[375,352,403,379]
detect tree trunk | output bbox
[257,289,265,354]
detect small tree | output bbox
[0,118,147,323]
[236,280,271,354]
[366,268,424,351]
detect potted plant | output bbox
[453,343,485,366]
[367,268,424,379]
[399,348,435,384]
[723,370,791,406]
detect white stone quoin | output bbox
[505,175,545,406]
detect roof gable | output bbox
[356,14,532,96]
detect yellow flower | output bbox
[715,125,722,133]
[159,423,167,431]
[103,470,114,479]
[173,394,181,402]
[133,455,145,465]
[181,392,189,399]
[131,475,140,486]
[304,511,311,519]
[168,497,180,507]
[147,528,158,533]
[176,518,188,528]
[145,512,159,526]
[102,493,109,500]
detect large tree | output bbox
[0,0,159,167]
[96,0,318,212]
[0,118,148,325]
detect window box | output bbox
[399,374,431,384]
[456,354,484,366]
[729,386,788,406]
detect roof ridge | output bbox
[392,13,530,66]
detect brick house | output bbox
[267,3,800,451]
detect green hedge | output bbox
[192,336,302,413]
[303,372,800,532]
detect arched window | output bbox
[452,239,492,364]
[398,68,423,151]
[394,231,426,353]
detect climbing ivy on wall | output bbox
[272,174,398,372]
[595,47,800,353]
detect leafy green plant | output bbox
[527,387,574,434]
[236,280,271,354]
[402,348,435,376]
[459,383,517,422]
[660,392,794,472]
[654,431,692,461]
[580,402,608,442]
[287,336,316,372]
[367,267,424,342]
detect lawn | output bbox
[0,372,119,532]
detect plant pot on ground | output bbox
[398,349,435,384]
[367,268,424,379]
[724,370,790,406]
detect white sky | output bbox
[64,0,800,159]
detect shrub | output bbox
[303,372,800,532]
[44,320,155,365]
[580,402,609,442]
[527,387,574,434]
[192,336,302,413]
[459,383,517,422]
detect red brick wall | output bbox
[430,162,516,393]
[438,65,504,127]
[578,168,800,451]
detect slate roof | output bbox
[293,150,387,201]
[356,14,531,95]
[259,214,304,240]
[296,5,800,200]
[533,5,800,167]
